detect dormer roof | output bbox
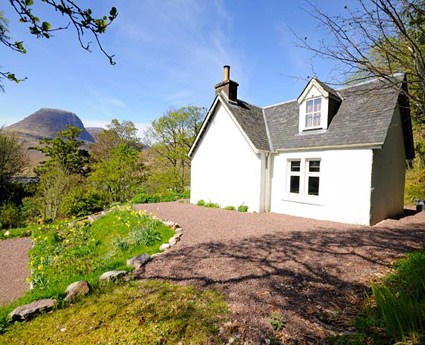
[297,77,342,103]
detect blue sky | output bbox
[0,0,351,135]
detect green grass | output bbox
[0,280,230,344]
[0,206,174,332]
[0,226,32,240]
[329,246,425,344]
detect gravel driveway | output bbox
[0,237,32,306]
[135,202,425,343]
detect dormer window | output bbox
[297,78,342,133]
[305,98,322,128]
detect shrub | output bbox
[61,187,111,217]
[224,206,235,211]
[20,196,42,224]
[205,202,220,208]
[237,205,248,212]
[0,202,21,229]
[197,200,206,206]
[131,191,189,204]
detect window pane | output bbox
[314,98,321,112]
[306,100,313,113]
[290,176,300,193]
[305,114,313,127]
[290,160,300,172]
[313,112,321,126]
[308,176,320,195]
[309,160,320,172]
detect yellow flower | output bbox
[65,239,70,244]
[37,265,43,271]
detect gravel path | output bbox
[0,237,32,306]
[135,202,425,343]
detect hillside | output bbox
[5,108,95,173]
[86,127,105,138]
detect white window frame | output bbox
[285,158,322,202]
[305,159,321,196]
[305,98,322,129]
[288,159,301,195]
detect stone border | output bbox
[151,217,183,258]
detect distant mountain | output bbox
[86,127,105,138]
[6,108,94,144]
[5,108,95,173]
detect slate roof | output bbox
[219,75,413,157]
[265,79,400,150]
[190,74,414,159]
[226,97,270,151]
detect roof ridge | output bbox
[262,108,273,151]
[263,98,297,109]
[337,72,405,91]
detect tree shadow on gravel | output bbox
[140,221,425,344]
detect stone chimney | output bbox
[214,65,239,102]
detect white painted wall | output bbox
[190,102,262,212]
[370,108,406,224]
[270,149,374,225]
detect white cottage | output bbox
[189,66,414,225]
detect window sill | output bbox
[299,126,326,133]
[281,195,323,206]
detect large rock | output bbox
[163,220,175,228]
[64,281,90,302]
[99,270,128,282]
[159,243,171,251]
[169,237,177,246]
[127,254,151,269]
[9,299,56,322]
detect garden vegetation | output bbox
[0,206,174,333]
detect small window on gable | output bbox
[305,98,322,128]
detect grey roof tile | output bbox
[264,77,401,150]
[220,76,406,153]
[225,96,270,151]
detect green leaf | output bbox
[41,21,51,31]
[24,0,33,6]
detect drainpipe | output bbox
[264,153,272,212]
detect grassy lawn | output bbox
[0,281,230,345]
[0,206,174,332]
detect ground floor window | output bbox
[287,158,321,197]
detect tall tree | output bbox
[89,143,145,202]
[0,128,29,199]
[90,119,141,162]
[35,125,90,175]
[145,106,205,193]
[1,1,117,89]
[297,0,425,122]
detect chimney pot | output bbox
[224,65,230,81]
